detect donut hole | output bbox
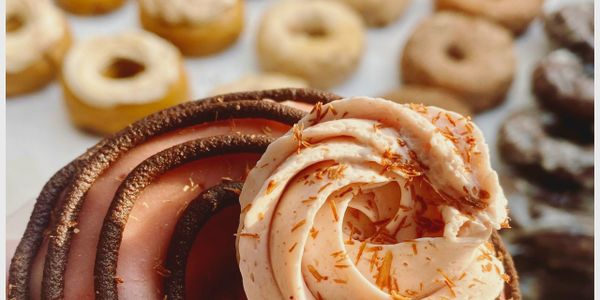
[102,57,146,79]
[6,13,25,32]
[446,44,466,61]
[291,18,329,38]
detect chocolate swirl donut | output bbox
[9,89,340,300]
[238,98,517,299]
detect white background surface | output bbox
[6,0,581,242]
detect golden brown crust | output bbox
[57,0,125,15]
[7,27,72,97]
[139,0,244,56]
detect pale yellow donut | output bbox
[209,73,309,96]
[6,0,71,97]
[257,0,365,89]
[61,31,189,135]
[334,0,411,27]
[57,0,125,15]
[139,0,244,56]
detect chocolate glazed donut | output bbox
[8,88,341,300]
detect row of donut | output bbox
[496,3,593,299]
[7,0,547,134]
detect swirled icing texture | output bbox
[6,0,67,73]
[139,0,236,25]
[62,31,181,108]
[238,97,509,299]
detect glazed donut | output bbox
[533,49,594,122]
[401,12,515,112]
[544,2,594,62]
[257,0,365,89]
[61,31,189,135]
[436,0,544,35]
[238,98,519,300]
[498,109,594,191]
[6,0,71,97]
[139,0,244,56]
[210,73,309,96]
[381,85,473,116]
[333,0,411,27]
[57,0,125,15]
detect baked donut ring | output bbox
[334,0,411,27]
[436,0,544,35]
[61,31,189,135]
[498,109,594,190]
[57,0,125,15]
[401,12,515,112]
[381,85,473,116]
[544,2,594,62]
[210,73,308,96]
[257,0,365,89]
[139,0,244,56]
[6,0,71,97]
[533,49,594,122]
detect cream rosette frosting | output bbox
[237,97,510,299]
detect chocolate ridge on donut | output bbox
[94,134,272,299]
[163,181,244,300]
[8,88,340,300]
[491,231,521,300]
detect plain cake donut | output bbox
[57,0,125,15]
[334,0,411,27]
[256,0,365,89]
[6,0,71,97]
[61,31,189,135]
[401,12,515,112]
[139,0,244,56]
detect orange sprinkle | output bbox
[444,280,456,297]
[288,243,298,253]
[355,241,367,265]
[366,246,383,252]
[241,203,252,213]
[375,251,393,289]
[291,220,307,232]
[319,182,333,193]
[501,274,511,283]
[302,196,317,204]
[266,180,277,194]
[369,251,379,272]
[310,227,319,239]
[334,264,350,269]
[412,243,418,255]
[333,278,347,284]
[307,264,328,282]
[237,233,259,239]
[328,199,339,222]
[437,269,455,287]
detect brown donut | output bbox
[544,2,594,62]
[533,49,594,122]
[381,85,473,116]
[401,12,515,112]
[8,88,341,300]
[498,109,593,191]
[436,0,544,35]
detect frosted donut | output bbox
[6,0,71,97]
[209,73,309,96]
[401,12,515,112]
[257,0,365,89]
[436,0,544,35]
[139,0,244,56]
[61,31,189,135]
[57,0,125,15]
[334,0,411,27]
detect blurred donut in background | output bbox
[401,12,515,113]
[209,73,308,96]
[6,0,72,97]
[256,0,365,89]
[61,31,190,135]
[333,0,411,27]
[544,2,594,62]
[57,0,125,15]
[436,0,544,35]
[139,0,244,56]
[381,85,473,116]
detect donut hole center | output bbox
[6,13,25,32]
[292,19,329,38]
[446,44,466,61]
[102,58,146,79]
